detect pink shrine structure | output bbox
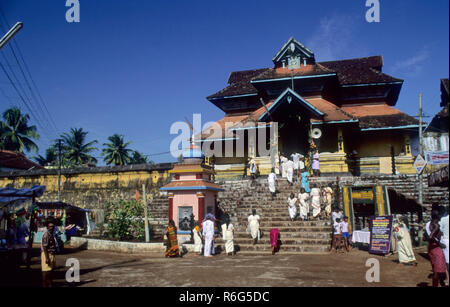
[160,144,224,233]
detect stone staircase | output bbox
[215,178,333,255]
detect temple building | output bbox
[199,38,420,179]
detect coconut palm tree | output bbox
[102,134,133,166]
[129,150,153,165]
[33,145,58,167]
[0,107,39,153]
[60,128,98,165]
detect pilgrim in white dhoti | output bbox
[298,188,310,220]
[287,193,298,221]
[393,218,417,265]
[202,216,215,257]
[285,160,294,185]
[193,223,203,255]
[280,155,288,178]
[221,214,235,255]
[268,170,277,199]
[310,186,321,218]
[248,209,260,244]
[439,214,449,269]
[323,186,333,217]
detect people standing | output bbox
[285,159,294,186]
[165,220,180,258]
[310,184,321,219]
[221,213,235,256]
[41,217,57,287]
[312,149,320,177]
[392,216,417,265]
[333,218,343,253]
[202,215,215,257]
[193,221,203,256]
[298,188,310,221]
[287,193,298,222]
[268,168,278,200]
[248,209,260,245]
[427,213,447,287]
[341,217,351,252]
[323,186,333,218]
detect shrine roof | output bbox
[160,180,224,191]
[250,64,335,82]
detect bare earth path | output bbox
[3,246,445,287]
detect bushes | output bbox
[104,199,145,242]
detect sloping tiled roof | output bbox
[341,104,418,129]
[208,56,403,99]
[319,56,403,85]
[306,98,354,122]
[251,64,335,81]
[0,150,44,170]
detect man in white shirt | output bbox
[285,159,294,186]
[332,208,343,223]
[291,153,301,181]
[333,218,343,253]
[202,216,215,257]
[268,169,277,200]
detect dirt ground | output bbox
[1,246,448,287]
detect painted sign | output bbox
[428,165,449,187]
[413,154,427,174]
[369,215,393,255]
[424,151,449,165]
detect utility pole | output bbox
[57,139,62,202]
[418,93,423,205]
[0,22,23,50]
[142,184,150,242]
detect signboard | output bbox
[428,165,449,187]
[424,151,449,165]
[178,206,193,231]
[413,154,427,174]
[369,215,393,255]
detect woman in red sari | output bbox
[270,228,280,255]
[428,214,447,287]
[165,220,180,258]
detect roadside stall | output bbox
[0,186,46,268]
[33,201,91,244]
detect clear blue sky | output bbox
[0,0,448,163]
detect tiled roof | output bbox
[319,56,403,85]
[0,150,44,171]
[208,56,403,99]
[306,98,354,122]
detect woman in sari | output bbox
[270,228,280,255]
[310,184,321,219]
[287,193,298,221]
[393,216,417,265]
[428,214,447,287]
[165,220,180,258]
[193,221,203,256]
[298,187,310,221]
[301,171,310,193]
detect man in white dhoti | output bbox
[323,186,333,218]
[193,222,203,256]
[393,216,417,265]
[298,187,309,221]
[439,212,449,273]
[221,213,235,256]
[285,159,294,186]
[287,193,298,221]
[291,153,301,181]
[310,185,321,219]
[249,158,257,186]
[248,209,260,245]
[280,154,288,178]
[268,169,277,200]
[202,216,215,257]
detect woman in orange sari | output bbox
[165,220,180,258]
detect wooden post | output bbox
[142,184,149,243]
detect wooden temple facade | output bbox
[200,38,419,179]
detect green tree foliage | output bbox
[61,128,98,166]
[0,107,39,153]
[33,145,58,166]
[102,134,133,166]
[129,150,153,165]
[104,199,145,241]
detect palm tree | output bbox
[33,145,58,167]
[61,128,98,165]
[0,107,39,153]
[129,150,152,165]
[102,134,133,166]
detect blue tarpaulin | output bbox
[0,186,46,207]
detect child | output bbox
[341,217,351,252]
[333,218,343,253]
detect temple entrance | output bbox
[278,114,310,156]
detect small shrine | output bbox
[160,143,223,239]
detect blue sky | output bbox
[0,0,448,163]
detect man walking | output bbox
[202,215,215,257]
[41,217,57,287]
